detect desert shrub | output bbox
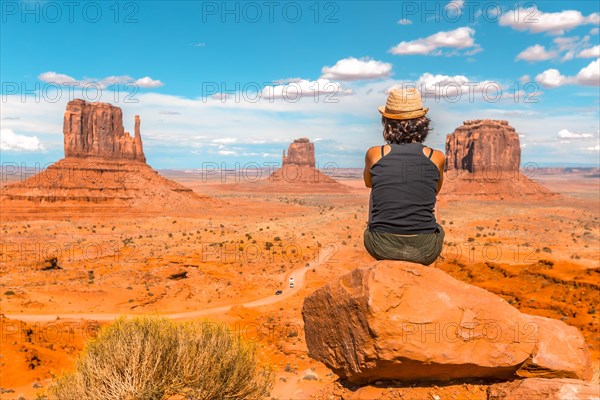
[49,316,273,400]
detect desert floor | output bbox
[0,169,598,399]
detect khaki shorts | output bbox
[363,224,445,266]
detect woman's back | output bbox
[369,142,440,234]
[363,86,445,265]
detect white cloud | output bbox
[397,18,412,25]
[38,71,77,85]
[499,7,600,35]
[218,150,236,156]
[578,45,600,58]
[389,27,477,56]
[418,73,472,93]
[535,68,568,88]
[213,137,237,143]
[535,59,599,88]
[444,0,464,17]
[586,145,600,151]
[272,77,303,84]
[519,74,531,84]
[192,42,206,47]
[516,44,557,61]
[389,73,497,101]
[464,45,483,56]
[554,36,584,51]
[517,36,593,62]
[134,76,164,88]
[558,129,593,138]
[320,57,392,81]
[0,129,45,151]
[575,58,600,86]
[259,78,352,100]
[561,51,575,61]
[38,71,164,88]
[591,28,599,35]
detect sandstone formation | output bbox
[487,378,600,400]
[1,99,201,208]
[253,137,349,192]
[441,120,553,199]
[516,315,592,380]
[302,261,591,384]
[2,158,195,204]
[445,120,520,173]
[64,99,145,162]
[282,137,315,167]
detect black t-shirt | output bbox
[368,142,440,234]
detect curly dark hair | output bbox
[382,116,432,144]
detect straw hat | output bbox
[378,87,429,120]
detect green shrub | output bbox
[49,316,273,400]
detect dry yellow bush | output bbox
[49,316,273,400]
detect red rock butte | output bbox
[223,137,349,193]
[63,99,146,162]
[440,119,553,199]
[282,137,316,168]
[267,137,347,190]
[1,99,202,213]
[445,120,520,173]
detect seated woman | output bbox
[363,87,445,266]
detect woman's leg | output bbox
[364,227,412,261]
[363,227,384,260]
[364,225,445,265]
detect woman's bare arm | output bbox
[363,152,373,188]
[431,150,445,194]
[363,146,383,188]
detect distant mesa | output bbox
[64,99,146,162]
[441,119,554,199]
[445,120,520,173]
[221,137,349,193]
[1,99,202,209]
[282,137,315,168]
[268,137,345,189]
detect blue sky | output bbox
[1,0,599,168]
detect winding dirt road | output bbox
[4,257,321,323]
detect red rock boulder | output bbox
[302,261,591,384]
[516,315,592,380]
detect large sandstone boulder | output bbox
[516,315,592,380]
[64,99,146,162]
[302,262,591,384]
[445,120,520,173]
[487,378,600,400]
